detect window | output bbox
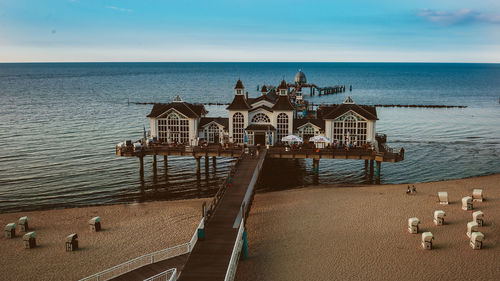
[299,124,315,139]
[232,112,244,144]
[158,112,189,144]
[277,113,289,142]
[251,113,270,123]
[332,112,367,145]
[205,123,220,143]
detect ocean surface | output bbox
[0,62,499,213]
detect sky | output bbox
[0,0,499,62]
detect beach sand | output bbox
[236,174,500,281]
[0,199,205,281]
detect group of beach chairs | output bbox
[4,216,102,251]
[408,188,485,250]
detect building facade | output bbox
[147,76,377,147]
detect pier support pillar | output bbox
[313,159,320,174]
[139,156,144,178]
[376,161,381,182]
[212,156,216,168]
[163,155,168,168]
[152,155,157,174]
[364,159,368,169]
[195,157,201,173]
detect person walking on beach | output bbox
[406,186,411,194]
[412,185,416,193]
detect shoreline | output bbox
[2,171,499,215]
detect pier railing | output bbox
[224,218,245,281]
[80,217,204,281]
[267,146,404,161]
[142,268,177,281]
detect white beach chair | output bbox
[421,232,434,250]
[467,221,479,238]
[470,232,484,250]
[462,196,473,210]
[438,192,448,204]
[88,216,101,232]
[408,217,420,234]
[472,189,483,202]
[18,216,29,232]
[4,223,16,238]
[433,210,446,226]
[473,211,484,226]
[23,232,36,249]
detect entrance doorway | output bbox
[254,132,266,145]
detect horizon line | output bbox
[0,61,499,64]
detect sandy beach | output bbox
[236,174,500,281]
[0,199,205,281]
[1,174,499,281]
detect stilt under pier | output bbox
[139,155,144,178]
[152,154,157,175]
[364,159,368,169]
[195,157,201,173]
[212,156,216,168]
[313,159,319,174]
[163,155,168,168]
[376,161,381,183]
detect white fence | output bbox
[143,268,177,281]
[80,218,204,281]
[224,219,245,281]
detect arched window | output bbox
[277,113,288,142]
[232,112,244,144]
[251,113,270,123]
[158,112,189,144]
[332,112,367,145]
[299,125,315,139]
[206,123,220,143]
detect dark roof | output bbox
[147,102,207,118]
[246,124,276,131]
[278,79,288,89]
[293,119,325,130]
[249,93,277,105]
[226,95,251,110]
[322,104,378,120]
[261,85,268,92]
[235,79,244,89]
[249,105,273,113]
[272,95,295,111]
[199,117,228,129]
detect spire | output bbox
[343,96,355,104]
[278,79,288,96]
[260,85,268,95]
[234,79,244,95]
[173,95,183,103]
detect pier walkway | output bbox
[178,149,266,281]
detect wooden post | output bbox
[376,161,381,182]
[313,159,319,174]
[152,154,157,174]
[364,159,368,169]
[163,155,168,169]
[139,156,144,178]
[195,157,201,173]
[212,156,216,168]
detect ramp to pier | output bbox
[178,150,266,281]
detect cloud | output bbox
[416,8,500,26]
[106,6,133,13]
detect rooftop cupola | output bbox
[278,79,288,96]
[173,95,183,103]
[343,96,355,104]
[260,85,268,96]
[294,69,307,84]
[234,79,244,95]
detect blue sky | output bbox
[0,0,499,62]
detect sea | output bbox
[0,62,499,213]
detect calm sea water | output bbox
[0,63,499,213]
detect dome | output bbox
[294,70,307,84]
